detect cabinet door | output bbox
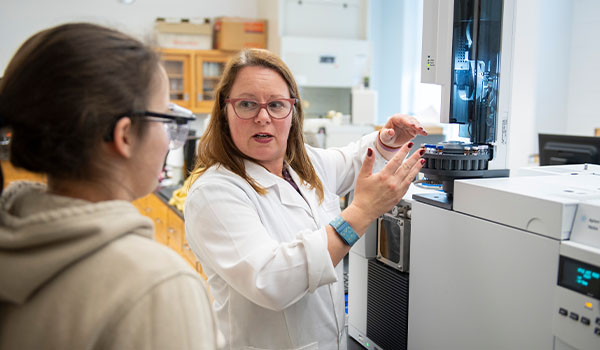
[131,195,148,215]
[1,160,47,184]
[182,238,198,267]
[166,208,184,254]
[145,194,169,245]
[161,53,193,109]
[194,51,230,113]
[195,261,208,280]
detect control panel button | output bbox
[581,317,590,326]
[595,327,600,336]
[569,312,579,321]
[559,308,568,316]
[596,317,600,326]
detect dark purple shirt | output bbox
[282,167,302,195]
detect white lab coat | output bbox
[185,131,386,350]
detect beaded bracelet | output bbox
[377,130,402,152]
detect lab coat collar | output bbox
[244,160,315,217]
[243,160,278,188]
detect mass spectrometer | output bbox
[406,0,600,349]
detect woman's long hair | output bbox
[191,48,324,202]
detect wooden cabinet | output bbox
[1,160,46,184]
[161,52,193,109]
[133,194,169,246]
[159,49,232,114]
[133,192,207,280]
[194,51,229,112]
[166,208,184,254]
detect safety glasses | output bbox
[105,103,195,150]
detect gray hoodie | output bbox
[0,181,219,349]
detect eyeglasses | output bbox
[144,103,195,149]
[105,103,195,150]
[225,98,297,120]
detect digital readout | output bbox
[558,256,600,299]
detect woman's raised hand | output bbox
[379,114,428,149]
[347,144,424,228]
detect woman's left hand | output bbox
[379,114,428,148]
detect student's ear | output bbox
[112,116,135,158]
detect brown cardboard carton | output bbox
[213,17,267,51]
[155,19,212,50]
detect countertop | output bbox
[154,184,184,219]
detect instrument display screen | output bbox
[558,256,600,299]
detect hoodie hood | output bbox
[0,181,154,304]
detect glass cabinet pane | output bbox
[164,60,186,101]
[201,61,225,101]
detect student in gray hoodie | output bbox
[0,22,221,349]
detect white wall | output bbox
[566,0,600,136]
[508,0,550,170]
[0,0,259,74]
[370,0,441,125]
[509,0,595,170]
[369,0,403,124]
[536,0,572,134]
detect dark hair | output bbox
[191,48,324,202]
[0,22,160,180]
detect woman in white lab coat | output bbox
[184,48,427,350]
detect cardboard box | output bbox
[155,19,212,50]
[213,17,267,51]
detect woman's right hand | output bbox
[344,143,424,230]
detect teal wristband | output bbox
[329,215,360,246]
